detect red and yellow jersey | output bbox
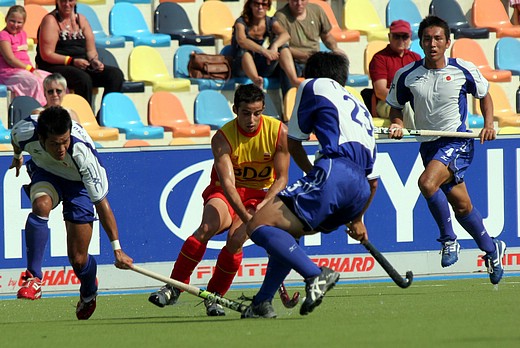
[211,115,283,190]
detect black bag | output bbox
[188,52,231,80]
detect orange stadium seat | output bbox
[309,0,360,42]
[472,0,520,38]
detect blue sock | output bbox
[74,255,98,299]
[25,213,50,279]
[456,208,495,253]
[250,225,320,279]
[426,190,457,243]
[254,256,292,305]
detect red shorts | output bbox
[202,184,267,220]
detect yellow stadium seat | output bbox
[128,46,191,92]
[344,0,389,42]
[364,40,388,75]
[199,1,234,45]
[473,82,520,127]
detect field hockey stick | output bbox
[362,240,413,289]
[278,283,300,308]
[131,265,248,313]
[375,127,480,139]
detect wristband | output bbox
[111,240,121,251]
[25,65,35,73]
[65,56,73,65]
[13,153,22,160]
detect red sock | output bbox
[171,236,207,285]
[207,247,243,295]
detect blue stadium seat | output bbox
[0,119,11,143]
[194,90,235,130]
[386,0,422,40]
[77,4,125,48]
[109,3,171,47]
[8,96,42,128]
[0,84,7,98]
[410,39,424,58]
[495,37,520,75]
[174,45,235,91]
[100,92,164,139]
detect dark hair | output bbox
[241,0,272,26]
[304,52,349,85]
[418,15,450,42]
[234,84,265,108]
[37,106,72,141]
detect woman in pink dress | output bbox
[0,5,50,105]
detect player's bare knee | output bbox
[193,225,217,243]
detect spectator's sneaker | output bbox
[17,270,42,300]
[76,295,97,320]
[148,284,180,308]
[241,300,277,319]
[300,267,340,316]
[483,238,507,285]
[204,296,226,316]
[440,240,460,268]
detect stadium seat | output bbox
[174,45,235,91]
[76,0,106,4]
[0,84,7,98]
[123,139,151,147]
[468,113,484,128]
[129,46,191,92]
[194,90,235,130]
[148,91,211,137]
[263,92,281,120]
[62,94,120,141]
[24,0,53,4]
[77,4,125,48]
[100,92,164,139]
[386,0,422,40]
[473,82,520,127]
[282,87,297,122]
[494,37,520,75]
[451,38,512,82]
[364,40,388,75]
[497,126,520,135]
[409,39,424,58]
[344,0,389,42]
[109,3,171,47]
[199,1,234,45]
[114,0,150,3]
[345,86,364,104]
[309,0,360,42]
[472,0,520,38]
[429,0,489,39]
[0,119,11,144]
[25,4,48,47]
[154,2,215,46]
[8,96,41,128]
[96,47,145,93]
[0,0,15,6]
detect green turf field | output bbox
[1,277,518,348]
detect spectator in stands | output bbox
[275,0,345,94]
[369,20,421,128]
[35,0,123,112]
[32,73,80,122]
[0,5,51,105]
[230,0,300,90]
[511,0,520,25]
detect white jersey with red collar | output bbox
[387,57,489,141]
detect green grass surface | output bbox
[1,277,518,348]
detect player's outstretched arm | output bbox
[95,198,133,269]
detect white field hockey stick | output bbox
[375,127,480,139]
[131,265,248,313]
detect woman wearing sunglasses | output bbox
[229,0,300,90]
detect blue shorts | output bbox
[419,137,474,192]
[278,156,370,233]
[25,160,96,224]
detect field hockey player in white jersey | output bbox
[9,106,133,319]
[241,51,379,318]
[386,15,506,285]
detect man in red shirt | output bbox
[369,20,421,128]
